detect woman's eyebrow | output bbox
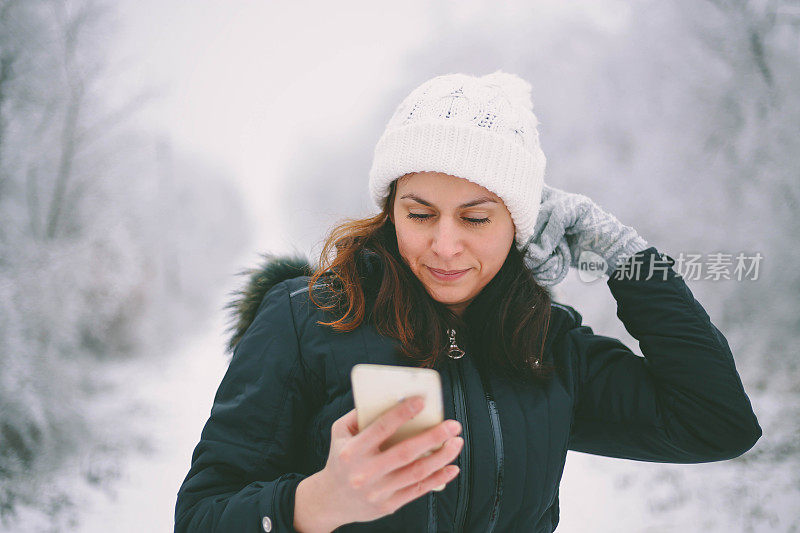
[399,193,498,208]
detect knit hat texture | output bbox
[368,70,547,250]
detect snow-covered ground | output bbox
[74,311,229,532]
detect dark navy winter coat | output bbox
[174,247,761,532]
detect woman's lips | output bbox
[427,266,470,281]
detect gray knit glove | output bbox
[522,184,650,286]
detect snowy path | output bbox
[75,312,229,532]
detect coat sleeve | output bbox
[175,280,317,532]
[565,247,762,463]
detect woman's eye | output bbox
[406,213,491,226]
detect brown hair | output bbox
[307,176,555,384]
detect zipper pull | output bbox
[447,328,465,359]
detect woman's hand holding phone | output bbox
[293,396,463,533]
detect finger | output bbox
[369,420,461,478]
[384,463,460,510]
[332,408,359,438]
[351,396,424,456]
[377,436,463,498]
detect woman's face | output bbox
[392,171,516,317]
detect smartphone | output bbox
[350,363,448,490]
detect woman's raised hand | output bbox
[293,396,463,533]
[524,184,649,284]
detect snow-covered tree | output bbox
[0,1,250,527]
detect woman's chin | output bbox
[425,287,469,308]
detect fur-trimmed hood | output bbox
[223,253,315,354]
[223,248,384,354]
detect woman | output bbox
[174,71,761,532]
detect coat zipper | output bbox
[448,328,470,532]
[447,327,504,533]
[481,372,504,533]
[427,491,437,533]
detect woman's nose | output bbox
[430,218,464,257]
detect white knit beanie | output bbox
[368,70,547,250]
